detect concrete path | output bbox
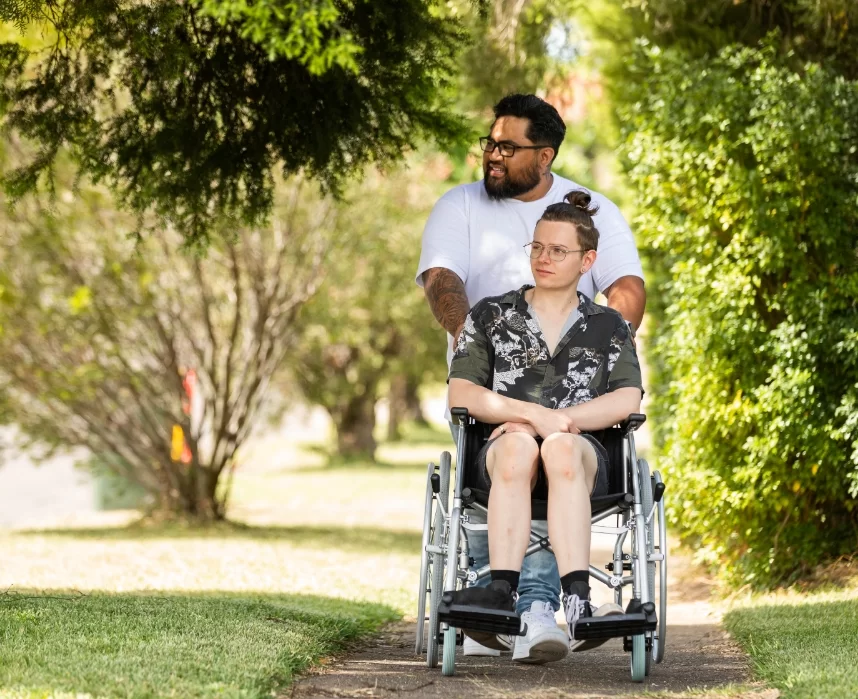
[289,544,775,699]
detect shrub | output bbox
[619,41,858,585]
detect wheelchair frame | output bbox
[415,409,668,681]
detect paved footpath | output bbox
[289,544,778,699]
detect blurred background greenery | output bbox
[0,0,855,595]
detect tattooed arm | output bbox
[422,267,470,340]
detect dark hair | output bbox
[493,94,566,161]
[539,190,600,251]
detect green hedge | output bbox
[619,42,858,585]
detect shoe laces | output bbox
[563,594,589,639]
[527,601,556,626]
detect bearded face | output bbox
[481,115,549,201]
[483,156,542,201]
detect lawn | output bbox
[0,591,396,699]
[0,419,455,698]
[724,580,858,699]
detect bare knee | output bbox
[487,432,539,485]
[540,433,585,482]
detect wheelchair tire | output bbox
[638,458,655,676]
[416,463,436,656]
[426,451,451,668]
[653,471,668,665]
[441,625,457,676]
[630,634,646,682]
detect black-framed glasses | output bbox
[524,242,587,261]
[479,136,548,158]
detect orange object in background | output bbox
[171,424,194,464]
[181,368,197,415]
[171,425,184,462]
[173,369,197,463]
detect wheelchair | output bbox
[415,407,668,681]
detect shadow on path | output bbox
[288,619,758,699]
[15,521,421,554]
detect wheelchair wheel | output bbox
[630,634,646,682]
[653,470,668,664]
[638,458,655,676]
[426,451,451,668]
[416,462,436,656]
[441,625,457,676]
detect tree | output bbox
[455,0,584,112]
[0,149,330,520]
[0,0,470,244]
[289,158,448,459]
[595,2,858,585]
[617,0,858,77]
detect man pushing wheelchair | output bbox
[418,93,646,665]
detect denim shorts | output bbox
[476,432,609,499]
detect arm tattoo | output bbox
[422,268,469,337]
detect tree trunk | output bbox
[387,374,407,442]
[388,374,428,441]
[335,392,377,459]
[404,376,428,424]
[151,463,225,523]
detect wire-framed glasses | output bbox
[523,242,586,261]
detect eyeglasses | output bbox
[524,242,587,261]
[479,136,548,158]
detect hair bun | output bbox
[564,190,599,217]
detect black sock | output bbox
[491,569,520,592]
[560,570,590,599]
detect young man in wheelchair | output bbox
[446,189,644,653]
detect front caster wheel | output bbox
[630,634,646,682]
[441,626,457,676]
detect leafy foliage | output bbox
[621,0,858,78]
[618,40,858,585]
[456,0,583,110]
[0,147,329,519]
[290,157,448,458]
[0,0,469,244]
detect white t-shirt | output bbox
[415,173,644,366]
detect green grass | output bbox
[725,591,858,698]
[0,422,446,697]
[0,590,397,699]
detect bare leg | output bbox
[486,432,539,571]
[540,434,598,576]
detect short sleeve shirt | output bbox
[415,175,644,367]
[448,286,643,408]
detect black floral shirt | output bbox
[449,286,643,408]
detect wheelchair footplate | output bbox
[437,592,525,637]
[573,602,657,641]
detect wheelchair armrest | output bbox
[619,413,646,434]
[451,406,471,426]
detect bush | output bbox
[619,41,858,586]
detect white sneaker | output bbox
[463,635,501,656]
[512,601,569,664]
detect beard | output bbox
[483,158,542,200]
